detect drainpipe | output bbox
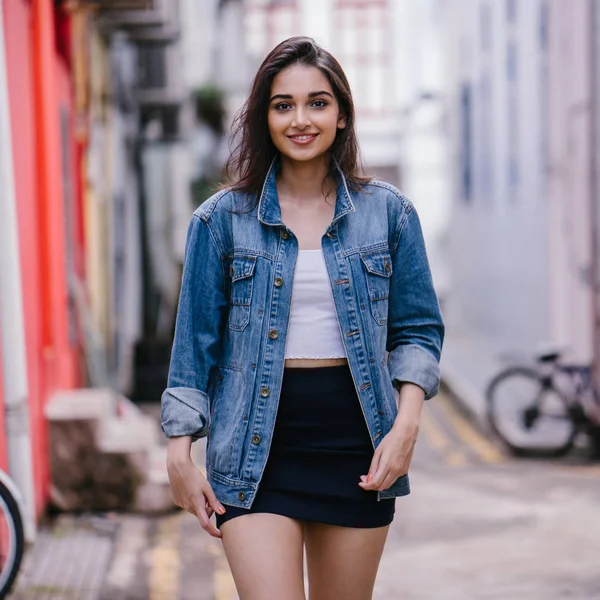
[0,1,37,543]
[591,0,600,412]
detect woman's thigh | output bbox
[220,513,306,600]
[304,522,390,600]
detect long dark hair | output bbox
[222,36,370,200]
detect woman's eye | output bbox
[275,103,292,111]
[311,100,328,109]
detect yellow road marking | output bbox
[436,397,504,464]
[149,514,182,600]
[421,407,469,466]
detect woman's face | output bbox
[267,64,346,165]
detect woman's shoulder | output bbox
[193,187,240,222]
[360,179,415,214]
[356,180,417,237]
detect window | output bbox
[332,0,390,115]
[539,1,549,173]
[480,73,493,202]
[539,1,548,51]
[460,83,472,203]
[480,1,492,53]
[506,0,516,23]
[60,108,77,346]
[506,40,519,191]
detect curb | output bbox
[440,365,490,436]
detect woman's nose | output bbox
[291,107,309,129]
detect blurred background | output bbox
[2,0,600,599]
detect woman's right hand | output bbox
[166,437,226,538]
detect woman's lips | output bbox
[287,133,319,145]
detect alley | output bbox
[10,393,600,600]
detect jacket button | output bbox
[238,491,246,501]
[326,230,337,238]
[269,329,278,339]
[281,230,289,240]
[230,266,235,276]
[384,261,391,273]
[274,277,284,287]
[260,387,270,397]
[251,434,261,444]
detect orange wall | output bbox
[3,0,81,516]
[3,0,47,516]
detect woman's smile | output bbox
[287,133,319,145]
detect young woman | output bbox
[162,37,444,600]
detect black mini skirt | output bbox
[216,365,395,529]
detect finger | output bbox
[360,462,388,490]
[203,484,226,516]
[378,472,398,492]
[367,448,382,480]
[370,459,389,488]
[196,504,222,538]
[206,505,215,519]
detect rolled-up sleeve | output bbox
[161,213,227,439]
[387,204,445,400]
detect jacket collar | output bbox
[257,157,355,227]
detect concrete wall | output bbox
[443,0,553,356]
[547,0,595,363]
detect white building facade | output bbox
[442,0,600,412]
[443,0,552,355]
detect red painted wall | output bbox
[3,0,47,516]
[3,0,81,516]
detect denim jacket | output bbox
[161,162,445,508]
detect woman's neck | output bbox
[277,156,335,205]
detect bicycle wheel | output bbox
[0,479,25,599]
[486,367,576,457]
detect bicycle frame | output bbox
[555,365,600,425]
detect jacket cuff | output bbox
[388,345,441,400]
[161,387,210,439]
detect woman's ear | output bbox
[337,113,347,129]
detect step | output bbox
[45,387,118,421]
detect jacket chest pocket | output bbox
[360,251,392,326]
[228,255,257,331]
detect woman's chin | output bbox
[279,147,328,164]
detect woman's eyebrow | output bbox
[269,91,334,102]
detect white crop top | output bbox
[284,249,347,359]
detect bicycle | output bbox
[486,349,600,458]
[0,469,25,599]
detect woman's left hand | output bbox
[358,420,419,492]
[359,382,424,492]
